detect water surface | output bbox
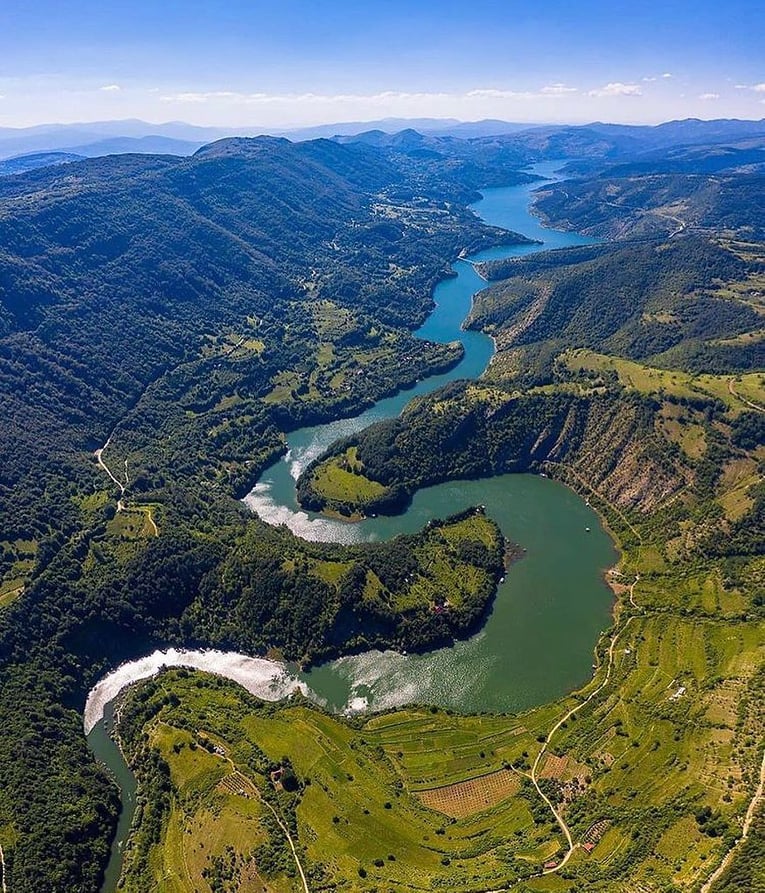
[87,162,613,891]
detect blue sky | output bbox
[0,0,763,127]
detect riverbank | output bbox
[86,162,619,889]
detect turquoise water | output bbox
[300,474,616,714]
[88,162,614,890]
[244,161,595,543]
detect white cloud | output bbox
[465,88,526,99]
[734,82,765,92]
[160,85,588,109]
[161,89,443,106]
[698,92,720,101]
[100,84,121,92]
[642,76,657,83]
[662,72,673,79]
[588,82,642,98]
[540,83,577,95]
[754,83,765,93]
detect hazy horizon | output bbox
[1,0,763,129]
[1,112,765,143]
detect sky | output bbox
[0,0,763,129]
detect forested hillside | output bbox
[0,122,763,892]
[0,135,532,890]
[534,169,765,240]
[471,236,764,381]
[0,136,531,586]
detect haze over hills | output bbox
[0,117,527,159]
[0,112,763,892]
[2,116,765,167]
[0,116,540,154]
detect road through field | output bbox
[701,744,765,892]
[532,604,639,874]
[728,378,765,413]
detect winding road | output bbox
[728,378,765,414]
[0,842,7,893]
[95,438,158,536]
[531,588,639,874]
[95,435,128,510]
[700,745,765,892]
[213,747,310,893]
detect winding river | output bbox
[86,161,615,890]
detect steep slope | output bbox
[0,136,515,580]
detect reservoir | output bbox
[86,161,614,890]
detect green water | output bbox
[88,702,137,893]
[244,161,614,713]
[88,161,614,890]
[300,474,615,713]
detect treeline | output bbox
[298,385,686,518]
[0,664,119,891]
[471,236,763,384]
[186,507,505,660]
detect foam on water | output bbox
[305,633,495,714]
[83,642,491,735]
[84,649,308,734]
[242,481,363,544]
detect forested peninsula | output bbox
[0,121,763,892]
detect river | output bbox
[86,161,614,890]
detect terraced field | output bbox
[115,580,765,893]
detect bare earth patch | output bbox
[419,768,520,818]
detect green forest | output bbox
[0,122,763,892]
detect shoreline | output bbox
[86,163,615,889]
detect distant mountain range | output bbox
[0,117,764,178]
[0,117,539,160]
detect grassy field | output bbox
[118,573,765,892]
[564,349,765,413]
[114,357,765,891]
[0,579,24,609]
[308,448,388,508]
[106,506,158,539]
[261,300,460,411]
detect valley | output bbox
[0,120,762,892]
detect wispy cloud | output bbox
[540,83,577,95]
[465,88,527,99]
[588,82,642,98]
[662,72,673,79]
[734,82,765,92]
[698,92,720,101]
[161,86,582,107]
[99,84,121,92]
[162,89,454,105]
